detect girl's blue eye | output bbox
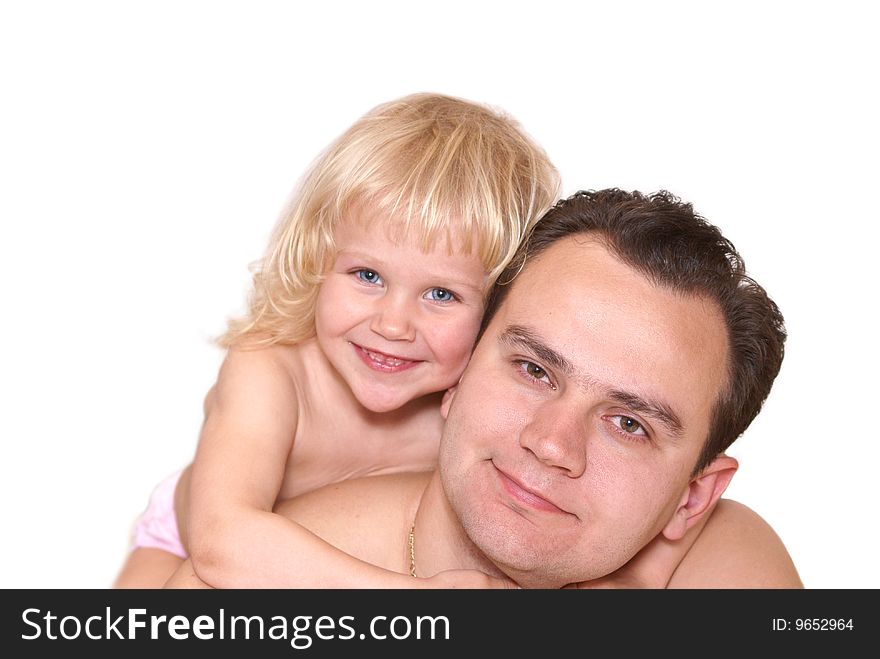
[427,288,455,302]
[356,269,382,285]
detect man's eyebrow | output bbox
[499,325,574,376]
[608,389,685,439]
[499,324,686,439]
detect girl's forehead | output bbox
[336,203,483,260]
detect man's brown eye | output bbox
[618,416,642,433]
[526,363,546,379]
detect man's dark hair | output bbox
[481,189,786,475]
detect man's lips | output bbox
[495,466,567,514]
[351,343,422,373]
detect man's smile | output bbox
[493,463,569,515]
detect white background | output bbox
[1,1,877,589]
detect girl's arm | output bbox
[186,346,388,587]
[569,499,802,589]
[567,507,712,589]
[666,499,802,588]
[184,347,463,588]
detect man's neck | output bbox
[410,473,507,579]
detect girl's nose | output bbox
[370,294,416,341]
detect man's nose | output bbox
[370,293,416,341]
[518,401,587,478]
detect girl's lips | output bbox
[352,343,421,373]
[496,467,566,514]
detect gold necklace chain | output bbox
[408,524,417,578]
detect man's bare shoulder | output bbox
[276,471,431,523]
[274,472,432,567]
[669,499,803,588]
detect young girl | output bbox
[114,92,560,588]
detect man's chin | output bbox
[507,572,569,590]
[476,545,570,589]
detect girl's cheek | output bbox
[427,310,481,360]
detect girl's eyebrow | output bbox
[499,323,685,439]
[334,249,381,262]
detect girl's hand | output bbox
[417,569,520,589]
[565,507,714,589]
[563,535,675,589]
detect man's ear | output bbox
[662,455,738,541]
[440,385,458,419]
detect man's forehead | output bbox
[501,237,642,318]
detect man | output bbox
[169,189,801,588]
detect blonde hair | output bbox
[221,92,560,347]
